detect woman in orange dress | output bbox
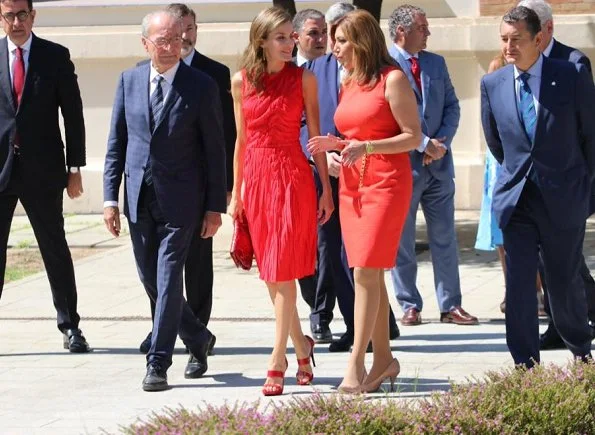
[228,7,334,396]
[308,10,421,393]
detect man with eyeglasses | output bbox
[103,9,227,391]
[136,3,236,359]
[0,0,90,352]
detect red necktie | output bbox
[13,47,25,108]
[409,57,422,94]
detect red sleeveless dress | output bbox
[241,63,317,282]
[334,66,413,268]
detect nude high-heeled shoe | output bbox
[337,368,368,394]
[362,358,400,393]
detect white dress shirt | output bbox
[103,61,181,209]
[7,34,32,85]
[296,52,308,67]
[542,38,555,58]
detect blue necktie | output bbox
[518,72,536,143]
[144,76,164,186]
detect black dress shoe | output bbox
[329,332,353,352]
[207,334,216,356]
[184,332,214,379]
[62,328,91,353]
[140,331,152,354]
[311,324,333,343]
[540,324,565,350]
[142,364,168,391]
[389,322,400,340]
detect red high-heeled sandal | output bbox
[296,335,316,385]
[262,358,288,396]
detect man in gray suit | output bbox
[388,5,478,326]
[103,10,227,391]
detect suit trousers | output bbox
[129,183,209,370]
[391,168,462,313]
[149,232,213,325]
[503,181,592,367]
[539,253,595,324]
[0,158,79,332]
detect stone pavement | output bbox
[0,211,594,434]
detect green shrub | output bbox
[123,362,595,435]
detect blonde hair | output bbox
[239,7,292,92]
[331,10,395,88]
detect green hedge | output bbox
[124,362,595,434]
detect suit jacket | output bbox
[480,56,595,230]
[0,34,85,191]
[300,53,341,158]
[389,46,460,180]
[103,61,227,227]
[138,51,235,191]
[549,38,592,75]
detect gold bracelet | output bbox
[365,141,375,155]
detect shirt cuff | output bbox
[103,201,118,208]
[417,135,431,153]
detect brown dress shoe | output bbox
[440,306,479,325]
[401,308,422,326]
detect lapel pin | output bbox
[551,81,556,86]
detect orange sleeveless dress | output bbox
[241,63,317,282]
[334,66,413,268]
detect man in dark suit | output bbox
[103,10,227,391]
[0,0,90,353]
[300,2,400,351]
[518,0,595,350]
[138,2,236,356]
[481,6,594,367]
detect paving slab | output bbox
[0,211,594,434]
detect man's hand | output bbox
[327,152,341,178]
[425,137,447,161]
[66,172,84,199]
[103,206,121,237]
[201,211,222,239]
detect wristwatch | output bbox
[69,167,79,174]
[365,141,375,155]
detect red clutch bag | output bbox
[230,218,254,270]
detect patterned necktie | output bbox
[144,76,164,185]
[149,75,164,132]
[518,72,536,143]
[13,47,25,108]
[408,57,422,94]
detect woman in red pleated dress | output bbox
[228,7,334,396]
[308,10,422,394]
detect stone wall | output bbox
[480,0,595,16]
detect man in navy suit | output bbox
[388,5,478,327]
[481,6,594,367]
[518,0,595,351]
[103,10,227,391]
[0,0,90,353]
[300,2,400,351]
[138,2,236,357]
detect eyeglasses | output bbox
[1,10,31,24]
[144,36,183,49]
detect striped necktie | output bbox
[144,76,164,185]
[149,75,164,132]
[518,72,536,143]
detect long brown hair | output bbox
[331,10,396,88]
[239,7,292,92]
